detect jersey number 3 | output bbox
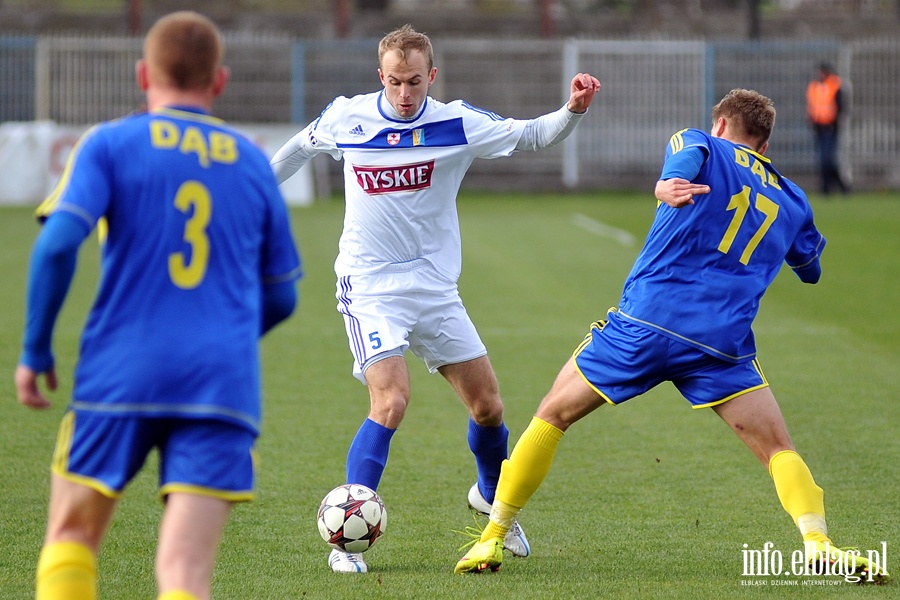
[717,185,779,265]
[169,180,212,289]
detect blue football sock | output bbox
[346,418,395,490]
[467,418,509,503]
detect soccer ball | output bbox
[316,484,386,553]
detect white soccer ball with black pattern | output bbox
[316,484,386,553]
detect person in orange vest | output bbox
[806,62,849,195]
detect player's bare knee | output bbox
[369,394,409,427]
[467,397,504,426]
[45,510,108,550]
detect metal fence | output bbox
[24,33,296,126]
[0,35,35,122]
[2,33,899,192]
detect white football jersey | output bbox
[287,91,527,280]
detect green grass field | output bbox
[1,191,898,599]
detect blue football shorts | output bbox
[573,310,769,409]
[51,410,257,501]
[336,259,487,384]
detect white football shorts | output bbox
[335,259,487,384]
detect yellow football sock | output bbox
[481,417,564,541]
[769,450,829,543]
[36,541,96,600]
[482,518,511,541]
[158,591,200,600]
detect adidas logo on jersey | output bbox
[349,124,365,136]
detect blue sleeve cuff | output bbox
[793,261,822,284]
[19,349,54,373]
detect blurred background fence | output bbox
[2,0,899,195]
[4,33,897,193]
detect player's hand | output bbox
[655,178,710,208]
[15,363,56,410]
[567,73,601,113]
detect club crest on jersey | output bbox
[354,160,435,195]
[387,133,401,146]
[412,128,425,146]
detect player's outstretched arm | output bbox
[270,121,326,185]
[516,75,599,152]
[566,73,601,114]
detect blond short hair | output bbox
[378,24,434,71]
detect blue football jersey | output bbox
[42,106,301,432]
[618,128,825,363]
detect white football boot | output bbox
[328,548,368,573]
[467,483,531,557]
